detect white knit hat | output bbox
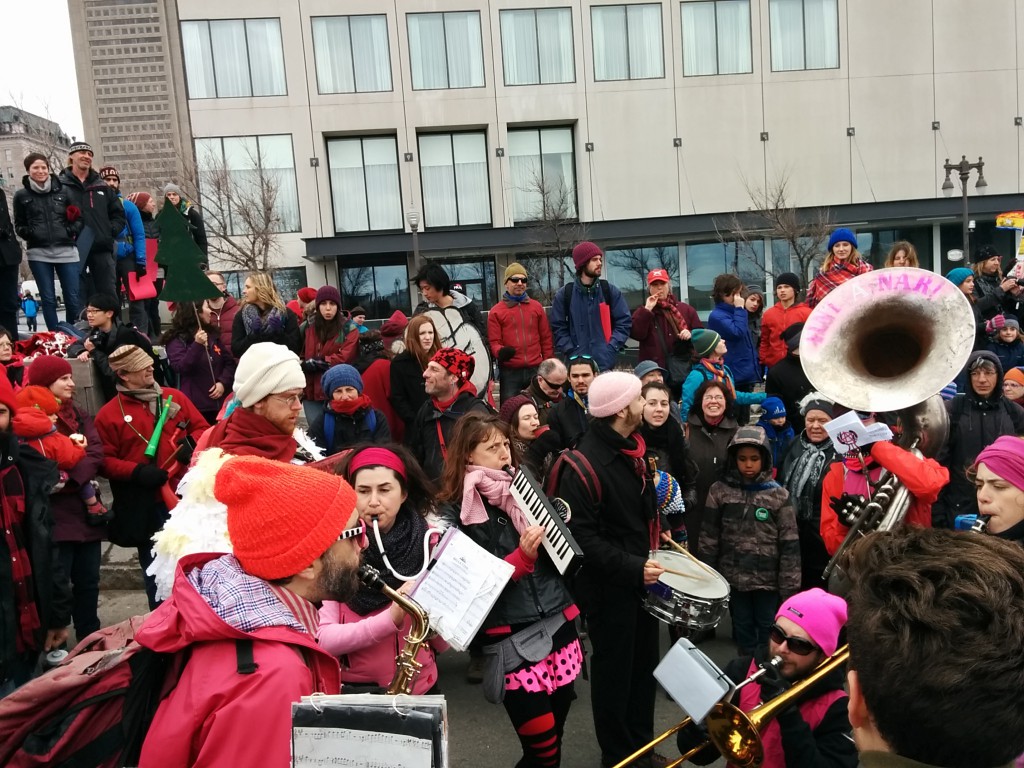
[233,342,305,408]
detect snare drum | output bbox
[643,550,730,633]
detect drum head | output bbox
[650,550,729,600]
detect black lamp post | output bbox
[942,156,987,259]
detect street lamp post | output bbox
[942,156,988,258]
[407,209,422,270]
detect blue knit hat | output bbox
[946,267,974,287]
[761,396,786,419]
[321,364,363,397]
[654,470,684,516]
[827,227,858,251]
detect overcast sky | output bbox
[6,0,85,140]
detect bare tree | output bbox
[715,174,833,287]
[606,245,678,288]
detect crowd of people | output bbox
[0,200,1023,768]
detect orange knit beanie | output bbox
[215,455,357,580]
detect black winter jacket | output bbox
[546,392,589,449]
[0,436,72,669]
[309,406,391,455]
[560,419,658,614]
[57,168,126,253]
[641,417,698,510]
[461,499,573,629]
[12,174,79,250]
[409,389,491,478]
[389,352,428,428]
[765,351,813,433]
[0,188,20,266]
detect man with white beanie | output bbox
[194,342,322,463]
[556,370,666,768]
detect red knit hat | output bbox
[26,355,72,389]
[0,368,17,414]
[215,455,358,580]
[15,385,61,416]
[431,347,474,384]
[297,287,317,304]
[572,241,603,270]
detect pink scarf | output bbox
[460,465,530,533]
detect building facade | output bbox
[167,1,1024,316]
[67,0,193,194]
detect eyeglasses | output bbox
[85,308,106,315]
[338,519,368,549]
[768,624,818,656]
[270,392,304,406]
[507,277,528,284]
[703,395,726,402]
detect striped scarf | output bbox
[699,359,737,400]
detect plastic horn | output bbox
[144,395,173,459]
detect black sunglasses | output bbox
[539,375,565,391]
[769,624,818,656]
[507,277,528,284]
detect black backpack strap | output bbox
[235,639,258,675]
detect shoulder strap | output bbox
[561,283,573,319]
[235,639,257,675]
[324,411,336,449]
[599,279,611,305]
[366,409,377,434]
[547,449,602,505]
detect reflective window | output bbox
[499,8,575,85]
[426,258,498,308]
[507,127,577,224]
[340,262,411,319]
[219,267,307,301]
[181,19,286,99]
[768,0,839,72]
[418,132,491,228]
[604,245,681,310]
[312,15,392,94]
[681,1,752,76]
[685,240,765,311]
[326,136,402,233]
[591,4,664,81]
[407,12,485,90]
[518,255,576,306]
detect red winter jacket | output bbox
[137,553,341,768]
[301,322,349,401]
[759,302,811,369]
[487,297,553,369]
[12,409,85,469]
[820,441,948,555]
[360,358,402,442]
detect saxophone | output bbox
[357,564,431,695]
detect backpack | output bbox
[546,449,602,506]
[0,616,255,768]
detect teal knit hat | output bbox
[946,267,974,287]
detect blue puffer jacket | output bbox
[114,194,147,266]
[707,302,760,384]
[549,279,631,372]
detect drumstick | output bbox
[659,566,700,581]
[661,536,723,579]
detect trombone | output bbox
[613,645,850,768]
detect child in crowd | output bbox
[986,314,1024,373]
[12,385,109,521]
[757,396,796,474]
[699,425,800,656]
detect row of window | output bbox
[181,0,838,99]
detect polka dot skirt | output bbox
[504,637,583,695]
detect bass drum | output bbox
[422,307,493,395]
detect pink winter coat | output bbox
[318,600,448,694]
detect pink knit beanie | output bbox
[776,588,848,656]
[588,371,641,419]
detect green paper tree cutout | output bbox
[155,203,222,303]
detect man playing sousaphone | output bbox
[676,588,858,767]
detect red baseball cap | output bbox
[647,269,670,285]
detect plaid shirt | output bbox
[806,261,873,308]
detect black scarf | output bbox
[347,506,429,616]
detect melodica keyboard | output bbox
[509,466,584,576]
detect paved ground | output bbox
[96,570,733,768]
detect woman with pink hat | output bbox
[972,435,1024,546]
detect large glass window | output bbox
[507,127,577,224]
[340,261,411,319]
[604,245,681,309]
[326,136,402,233]
[312,15,392,93]
[685,240,765,311]
[591,4,664,81]
[220,267,307,301]
[181,19,286,99]
[519,254,576,305]
[681,1,752,76]
[407,11,485,90]
[768,0,839,71]
[418,132,491,228]
[499,8,575,85]
[432,258,499,308]
[194,134,300,235]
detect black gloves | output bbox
[497,346,516,364]
[301,358,330,374]
[135,262,147,278]
[174,435,196,466]
[830,493,866,527]
[132,464,169,489]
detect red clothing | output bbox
[629,296,703,369]
[137,553,341,768]
[819,441,948,555]
[208,297,240,352]
[12,409,85,469]
[195,406,298,462]
[360,358,402,442]
[487,297,553,368]
[806,261,873,308]
[759,302,811,368]
[300,323,348,401]
[94,388,209,492]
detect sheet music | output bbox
[292,726,431,768]
[410,528,514,651]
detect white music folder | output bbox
[409,527,514,651]
[654,638,735,722]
